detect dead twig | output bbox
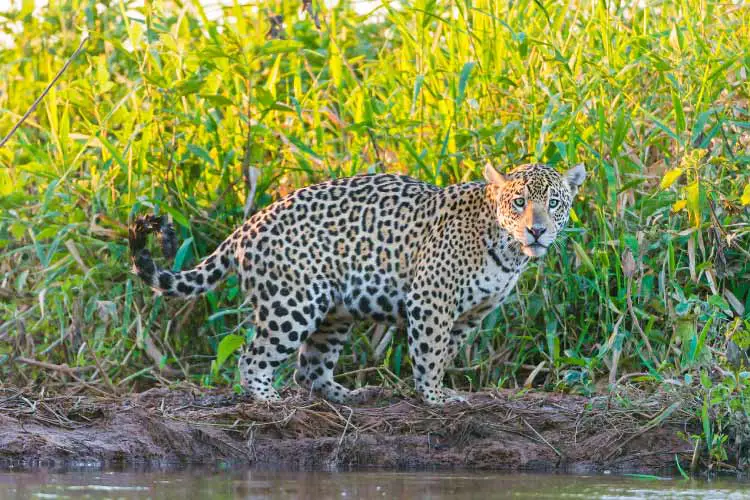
[14,356,96,375]
[603,401,681,462]
[522,417,561,457]
[301,0,321,29]
[242,81,260,219]
[366,128,385,172]
[623,249,656,365]
[0,35,89,148]
[90,349,118,396]
[336,405,355,449]
[143,332,182,377]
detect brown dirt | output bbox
[0,387,696,473]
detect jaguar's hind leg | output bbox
[294,319,352,402]
[294,319,382,404]
[238,281,334,401]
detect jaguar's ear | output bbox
[484,161,508,187]
[563,163,586,196]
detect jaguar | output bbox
[129,162,586,405]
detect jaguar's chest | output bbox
[455,246,528,316]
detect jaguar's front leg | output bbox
[445,315,485,365]
[406,297,457,406]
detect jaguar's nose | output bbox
[526,226,547,240]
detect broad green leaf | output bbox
[652,118,684,146]
[741,184,750,205]
[266,54,282,95]
[685,181,701,227]
[707,295,730,312]
[256,87,275,107]
[214,334,245,375]
[546,315,559,362]
[672,199,687,212]
[669,25,682,52]
[208,307,252,322]
[623,473,667,481]
[411,74,424,113]
[20,0,34,17]
[660,168,683,189]
[187,144,215,166]
[200,94,233,106]
[701,393,712,457]
[456,62,475,107]
[96,132,127,170]
[172,237,194,272]
[392,343,403,377]
[0,170,13,196]
[287,135,322,160]
[158,205,190,229]
[569,207,580,223]
[692,315,714,364]
[671,90,685,134]
[733,326,750,350]
[329,15,343,88]
[571,240,595,274]
[260,40,304,54]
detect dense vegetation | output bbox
[1,0,749,470]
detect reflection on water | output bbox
[0,469,747,499]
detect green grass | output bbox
[1,0,749,470]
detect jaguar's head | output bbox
[485,162,586,258]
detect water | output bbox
[0,469,748,499]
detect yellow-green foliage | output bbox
[1,0,749,418]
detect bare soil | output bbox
[0,387,696,473]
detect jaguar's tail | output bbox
[128,214,235,298]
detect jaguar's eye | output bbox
[549,199,560,209]
[513,197,526,209]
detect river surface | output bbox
[0,469,748,499]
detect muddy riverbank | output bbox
[0,387,697,473]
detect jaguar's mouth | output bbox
[522,242,548,258]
